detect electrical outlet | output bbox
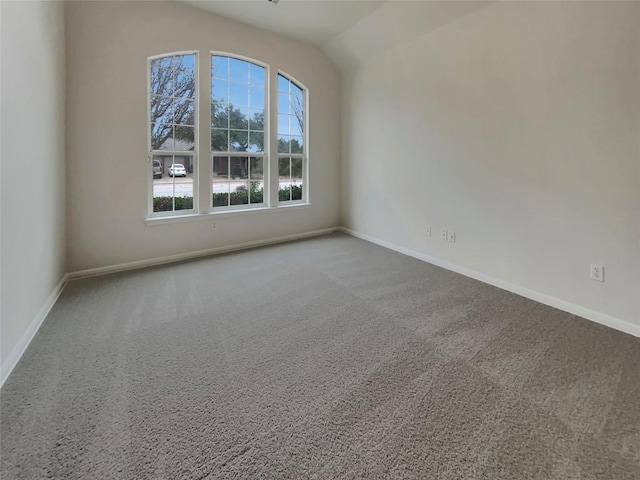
[426,225,431,237]
[212,222,217,229]
[441,228,448,241]
[448,231,456,243]
[590,264,604,282]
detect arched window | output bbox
[149,52,197,214]
[277,73,306,203]
[211,54,266,208]
[146,52,309,220]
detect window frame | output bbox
[276,71,308,206]
[145,51,312,224]
[209,51,270,213]
[147,50,199,218]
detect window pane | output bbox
[290,81,303,97]
[151,96,173,125]
[212,56,229,80]
[248,109,264,131]
[174,70,195,99]
[174,54,195,71]
[151,57,172,70]
[291,157,303,201]
[212,79,229,103]
[229,58,249,83]
[212,156,254,208]
[151,67,174,96]
[229,82,249,107]
[229,107,249,130]
[173,54,196,102]
[249,157,264,204]
[211,129,228,151]
[174,126,195,150]
[212,156,230,207]
[174,99,195,126]
[211,102,228,129]
[153,154,195,213]
[250,63,264,85]
[291,114,303,137]
[230,130,248,152]
[278,157,292,202]
[290,94,304,134]
[153,155,173,212]
[153,124,174,151]
[277,134,290,154]
[290,135,303,154]
[249,86,264,109]
[278,114,290,136]
[278,135,304,154]
[277,93,289,115]
[230,157,249,206]
[277,74,289,93]
[248,131,264,153]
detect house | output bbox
[1,1,638,478]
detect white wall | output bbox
[339,2,640,326]
[1,1,67,371]
[65,1,341,272]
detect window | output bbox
[147,52,308,220]
[149,52,197,214]
[277,74,305,203]
[211,55,266,209]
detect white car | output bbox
[168,164,186,177]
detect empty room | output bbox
[1,0,639,478]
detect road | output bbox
[153,175,298,197]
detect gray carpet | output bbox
[1,233,639,479]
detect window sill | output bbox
[145,203,310,226]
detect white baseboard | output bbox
[67,227,339,281]
[1,227,339,388]
[338,227,640,338]
[3,225,635,389]
[1,273,70,387]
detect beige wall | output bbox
[65,1,341,272]
[1,1,67,372]
[339,2,640,326]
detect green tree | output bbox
[211,104,264,152]
[278,157,303,178]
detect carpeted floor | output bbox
[1,232,639,479]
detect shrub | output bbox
[153,196,193,212]
[153,185,299,212]
[279,185,302,201]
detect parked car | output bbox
[153,160,162,179]
[168,164,186,177]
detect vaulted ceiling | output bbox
[183,1,493,70]
[183,1,385,46]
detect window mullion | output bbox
[269,68,279,207]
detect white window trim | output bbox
[210,154,267,211]
[145,202,311,226]
[209,52,270,213]
[147,50,199,218]
[146,51,312,223]
[276,70,309,205]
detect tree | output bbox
[290,94,304,136]
[211,104,264,152]
[278,156,303,178]
[150,56,196,150]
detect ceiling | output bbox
[183,1,493,70]
[183,1,386,46]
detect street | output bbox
[153,175,298,197]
